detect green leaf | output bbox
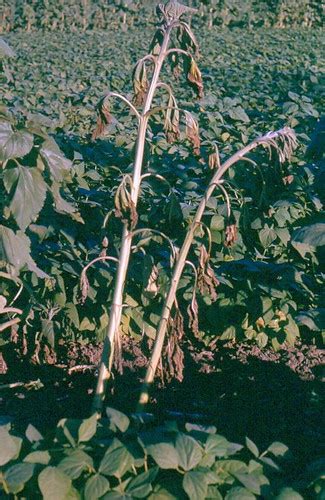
[106,407,130,433]
[25,424,43,443]
[0,122,33,161]
[99,438,134,478]
[276,487,303,499]
[225,486,256,499]
[24,450,51,465]
[0,225,49,277]
[292,223,325,248]
[38,466,72,500]
[40,138,72,182]
[228,107,250,123]
[233,472,261,495]
[58,450,94,480]
[183,471,209,500]
[259,225,277,248]
[205,434,229,458]
[84,474,110,500]
[125,467,159,498]
[78,414,97,443]
[4,463,35,494]
[0,38,15,58]
[145,442,179,470]
[4,165,47,230]
[210,215,225,231]
[0,427,22,466]
[245,437,259,458]
[175,433,203,471]
[267,442,289,457]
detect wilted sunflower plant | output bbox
[86,0,298,414]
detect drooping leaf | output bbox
[3,165,47,230]
[40,138,72,182]
[0,121,33,161]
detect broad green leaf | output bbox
[99,438,134,478]
[78,414,97,443]
[210,215,225,231]
[0,427,22,466]
[267,442,289,457]
[296,309,325,332]
[84,474,110,500]
[205,434,229,457]
[38,466,72,500]
[207,485,223,500]
[145,441,179,470]
[4,463,34,494]
[125,467,159,498]
[175,433,203,471]
[25,424,43,443]
[106,407,130,433]
[245,437,259,458]
[233,472,261,495]
[4,165,47,230]
[40,138,72,182]
[0,121,33,161]
[276,487,303,499]
[58,450,94,479]
[259,226,277,248]
[228,106,250,123]
[292,223,325,248]
[183,471,209,500]
[24,450,51,465]
[225,486,256,499]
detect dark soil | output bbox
[0,339,324,474]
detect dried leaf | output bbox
[187,57,204,99]
[178,22,199,56]
[92,97,112,140]
[187,292,199,338]
[224,224,237,247]
[115,178,138,230]
[133,61,149,106]
[164,308,185,382]
[197,245,219,301]
[184,111,201,155]
[144,264,159,297]
[80,272,90,304]
[164,95,180,143]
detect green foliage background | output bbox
[0,0,323,33]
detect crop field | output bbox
[0,1,324,498]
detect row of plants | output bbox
[1,9,323,376]
[0,1,323,496]
[0,407,323,498]
[0,0,323,33]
